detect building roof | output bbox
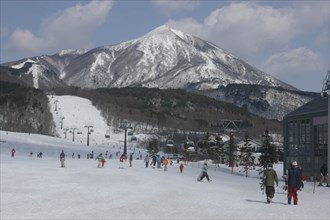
[284,96,328,118]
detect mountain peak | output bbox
[143,25,190,42]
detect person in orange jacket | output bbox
[163,158,169,171]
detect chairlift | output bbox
[186,140,195,148]
[208,140,216,147]
[127,131,134,136]
[166,139,174,147]
[105,130,110,139]
[130,136,137,142]
[90,129,94,132]
[77,131,82,134]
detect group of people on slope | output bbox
[263,161,302,205]
[144,154,185,173]
[59,150,106,168]
[263,161,329,205]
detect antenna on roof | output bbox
[321,70,330,97]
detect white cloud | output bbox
[166,1,329,60]
[6,1,114,57]
[261,47,326,77]
[151,0,199,16]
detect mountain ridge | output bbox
[0,25,317,120]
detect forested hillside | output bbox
[53,86,282,137]
[0,82,54,135]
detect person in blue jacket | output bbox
[197,162,211,182]
[287,161,301,205]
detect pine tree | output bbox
[148,138,159,156]
[258,130,278,168]
[239,135,256,177]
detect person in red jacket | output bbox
[119,154,126,169]
[180,163,184,173]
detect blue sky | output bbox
[1,0,329,92]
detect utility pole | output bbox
[84,125,93,146]
[119,121,132,156]
[60,117,64,129]
[70,128,77,142]
[63,128,69,139]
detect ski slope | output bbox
[1,130,329,219]
[1,95,329,219]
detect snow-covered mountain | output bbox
[1,25,318,120]
[1,25,295,91]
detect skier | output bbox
[151,155,157,168]
[11,148,16,157]
[60,150,65,168]
[318,163,329,187]
[180,163,184,173]
[129,153,133,167]
[144,155,149,168]
[96,153,105,168]
[156,155,161,168]
[119,154,126,169]
[197,162,211,182]
[287,161,301,205]
[263,163,278,203]
[163,157,169,171]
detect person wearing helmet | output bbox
[263,163,278,203]
[287,161,301,205]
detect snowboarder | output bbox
[318,163,329,187]
[96,153,105,168]
[144,155,149,168]
[60,150,65,168]
[11,148,16,157]
[263,163,278,203]
[180,163,184,173]
[197,162,211,182]
[287,161,301,205]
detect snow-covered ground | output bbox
[1,95,329,219]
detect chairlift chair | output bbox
[186,140,195,148]
[166,139,174,147]
[105,130,110,139]
[130,136,137,142]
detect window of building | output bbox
[314,124,328,157]
[287,119,311,156]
